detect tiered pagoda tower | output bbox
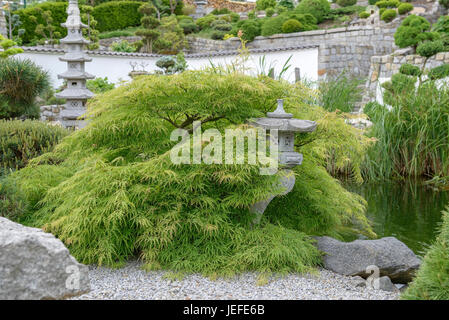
[55,0,94,129]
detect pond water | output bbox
[344,181,449,257]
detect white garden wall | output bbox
[15,46,318,88]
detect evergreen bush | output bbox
[398,3,413,15]
[336,0,357,7]
[92,1,143,32]
[394,15,437,49]
[380,9,397,22]
[282,19,303,33]
[295,0,331,23]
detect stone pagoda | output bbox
[55,0,94,129]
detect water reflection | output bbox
[344,181,449,257]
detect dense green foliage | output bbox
[14,2,67,44]
[380,9,397,22]
[0,35,23,58]
[92,1,143,32]
[394,15,438,49]
[0,58,50,119]
[336,0,357,7]
[359,12,371,19]
[1,71,372,273]
[0,119,68,176]
[256,0,276,10]
[282,19,303,34]
[402,207,449,299]
[398,3,413,15]
[86,77,116,93]
[260,13,317,37]
[295,0,331,23]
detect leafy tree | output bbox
[282,19,303,33]
[135,4,160,53]
[30,8,61,45]
[81,5,99,50]
[0,35,23,58]
[154,15,185,54]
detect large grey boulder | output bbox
[0,217,90,299]
[315,236,421,283]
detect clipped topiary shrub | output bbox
[282,19,303,33]
[92,1,144,32]
[265,7,275,17]
[398,3,414,15]
[336,0,357,7]
[394,15,437,49]
[375,0,400,8]
[0,119,68,175]
[295,0,330,23]
[416,40,445,58]
[399,63,422,76]
[428,64,449,80]
[381,9,397,22]
[0,71,372,273]
[195,14,217,30]
[359,12,371,19]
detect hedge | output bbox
[14,2,68,44]
[92,1,143,32]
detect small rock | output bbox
[376,276,399,293]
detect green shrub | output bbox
[399,63,422,76]
[398,3,414,15]
[211,8,231,15]
[256,0,276,10]
[402,207,449,299]
[359,12,371,19]
[230,12,240,23]
[368,0,378,4]
[179,19,198,34]
[261,13,317,37]
[211,20,232,32]
[282,19,303,33]
[14,2,67,44]
[428,64,449,80]
[394,15,437,49]
[0,71,372,272]
[381,9,397,22]
[211,30,226,40]
[111,39,136,52]
[238,19,261,41]
[337,0,357,7]
[86,77,115,93]
[416,40,444,58]
[0,58,50,120]
[92,1,143,32]
[265,7,275,17]
[195,14,217,30]
[295,0,331,23]
[375,0,400,8]
[0,119,68,175]
[278,0,295,9]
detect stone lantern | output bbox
[55,0,94,129]
[250,99,317,223]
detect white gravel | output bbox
[70,261,399,300]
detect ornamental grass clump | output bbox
[1,71,372,274]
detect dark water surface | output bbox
[344,181,449,257]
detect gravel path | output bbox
[71,261,399,300]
